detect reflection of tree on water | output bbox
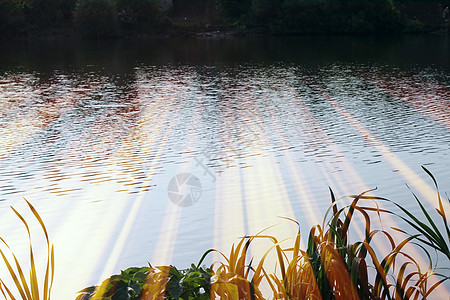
[444,6,449,31]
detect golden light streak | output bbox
[375,77,450,130]
[2,67,448,299]
[49,80,184,298]
[307,82,450,294]
[212,98,247,263]
[152,77,205,266]
[212,166,246,263]
[321,87,447,210]
[0,82,101,159]
[251,78,429,283]
[93,85,186,281]
[230,88,298,293]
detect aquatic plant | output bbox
[0,199,55,300]
[77,168,448,299]
[76,263,213,299]
[2,169,445,299]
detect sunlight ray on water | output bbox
[152,80,205,266]
[370,72,450,131]
[0,76,101,160]
[262,80,398,259]
[313,80,448,211]
[91,83,188,286]
[0,37,449,299]
[50,79,188,297]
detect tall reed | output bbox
[0,199,54,300]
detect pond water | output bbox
[0,35,449,298]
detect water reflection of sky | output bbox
[0,37,449,299]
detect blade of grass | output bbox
[0,238,31,300]
[25,199,53,300]
[10,207,39,300]
[0,278,17,300]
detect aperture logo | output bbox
[167,173,202,207]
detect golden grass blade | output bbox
[25,200,49,244]
[402,271,419,295]
[24,200,53,300]
[249,236,291,287]
[350,257,369,298]
[362,241,389,296]
[141,267,169,300]
[29,262,39,300]
[252,234,288,280]
[422,166,447,221]
[262,269,279,297]
[383,235,417,275]
[236,254,247,277]
[229,243,236,273]
[10,206,40,300]
[0,278,17,300]
[293,231,301,261]
[423,276,448,298]
[0,200,55,300]
[42,262,49,300]
[268,273,286,299]
[276,216,302,262]
[234,237,246,267]
[48,245,54,300]
[319,244,359,300]
[0,237,31,299]
[341,189,376,237]
[395,261,413,298]
[0,282,7,299]
[0,244,28,300]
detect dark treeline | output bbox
[0,0,170,38]
[0,0,447,39]
[225,0,402,34]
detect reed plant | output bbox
[2,169,446,299]
[0,199,54,300]
[77,167,448,299]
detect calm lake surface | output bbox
[0,35,449,298]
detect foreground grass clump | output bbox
[77,167,449,300]
[0,199,55,300]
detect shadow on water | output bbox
[1,35,449,76]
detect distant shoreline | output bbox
[2,23,448,42]
[1,0,449,41]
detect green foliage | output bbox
[239,0,402,34]
[0,0,26,37]
[250,0,281,25]
[77,167,448,299]
[218,0,252,21]
[387,166,450,261]
[76,264,213,299]
[76,267,149,299]
[74,0,118,38]
[116,0,163,32]
[164,264,212,299]
[23,0,77,29]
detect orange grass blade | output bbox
[0,278,17,300]
[362,241,389,296]
[25,199,53,300]
[341,189,376,237]
[11,206,40,300]
[48,245,54,300]
[0,242,30,300]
